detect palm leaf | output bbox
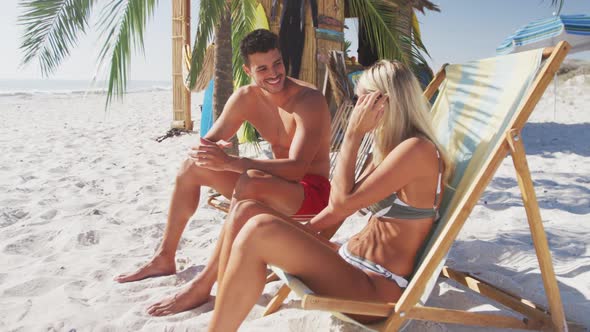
[18,0,96,75]
[96,0,158,105]
[549,0,564,14]
[188,0,225,90]
[348,0,428,67]
[231,0,257,88]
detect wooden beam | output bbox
[302,294,395,317]
[407,306,540,330]
[423,64,447,101]
[506,130,567,332]
[182,0,192,130]
[262,284,291,316]
[511,42,570,132]
[441,267,551,328]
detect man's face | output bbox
[243,48,286,94]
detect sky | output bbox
[2,0,590,82]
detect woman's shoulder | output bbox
[384,137,440,173]
[396,136,438,158]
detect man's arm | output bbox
[229,91,329,181]
[202,87,249,142]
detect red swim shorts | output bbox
[294,174,331,216]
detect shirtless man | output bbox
[114,29,331,315]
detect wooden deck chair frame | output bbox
[262,41,583,332]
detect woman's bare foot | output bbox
[114,254,176,283]
[147,280,212,316]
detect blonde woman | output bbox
[207,60,453,332]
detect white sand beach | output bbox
[1,68,589,331]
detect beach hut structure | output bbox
[171,0,192,130]
[169,0,436,130]
[170,0,345,130]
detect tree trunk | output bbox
[213,1,239,155]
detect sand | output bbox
[0,72,589,331]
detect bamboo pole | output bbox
[170,0,192,130]
[183,0,192,130]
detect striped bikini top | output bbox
[366,150,443,220]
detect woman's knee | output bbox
[232,215,277,252]
[233,169,271,201]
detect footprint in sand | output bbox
[4,234,40,255]
[0,208,29,228]
[77,230,100,246]
[3,277,67,297]
[40,209,58,220]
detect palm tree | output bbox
[18,0,565,110]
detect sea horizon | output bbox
[0,78,173,96]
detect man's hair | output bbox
[239,29,280,65]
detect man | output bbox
[114,29,332,315]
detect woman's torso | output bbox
[345,140,443,283]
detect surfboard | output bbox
[200,79,214,137]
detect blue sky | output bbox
[2,0,590,81]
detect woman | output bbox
[207,60,453,332]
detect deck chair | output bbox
[264,42,579,331]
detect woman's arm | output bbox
[308,92,386,231]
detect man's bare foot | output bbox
[114,254,176,283]
[147,279,212,316]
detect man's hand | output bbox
[189,138,241,172]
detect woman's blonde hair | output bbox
[356,60,453,185]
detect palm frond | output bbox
[548,0,564,14]
[95,0,157,105]
[348,0,427,67]
[188,0,226,89]
[230,0,257,88]
[18,0,96,75]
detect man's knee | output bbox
[233,169,272,201]
[227,200,264,234]
[176,158,210,185]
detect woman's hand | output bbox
[348,91,388,134]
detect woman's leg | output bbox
[208,208,402,332]
[217,200,335,284]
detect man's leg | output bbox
[146,170,307,316]
[114,159,241,283]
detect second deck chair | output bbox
[264,42,578,331]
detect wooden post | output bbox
[506,130,567,332]
[171,0,192,130]
[263,284,291,316]
[183,0,192,130]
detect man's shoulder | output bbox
[293,87,327,111]
[233,84,259,100]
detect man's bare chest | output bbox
[249,107,296,148]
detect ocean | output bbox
[0,79,172,97]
